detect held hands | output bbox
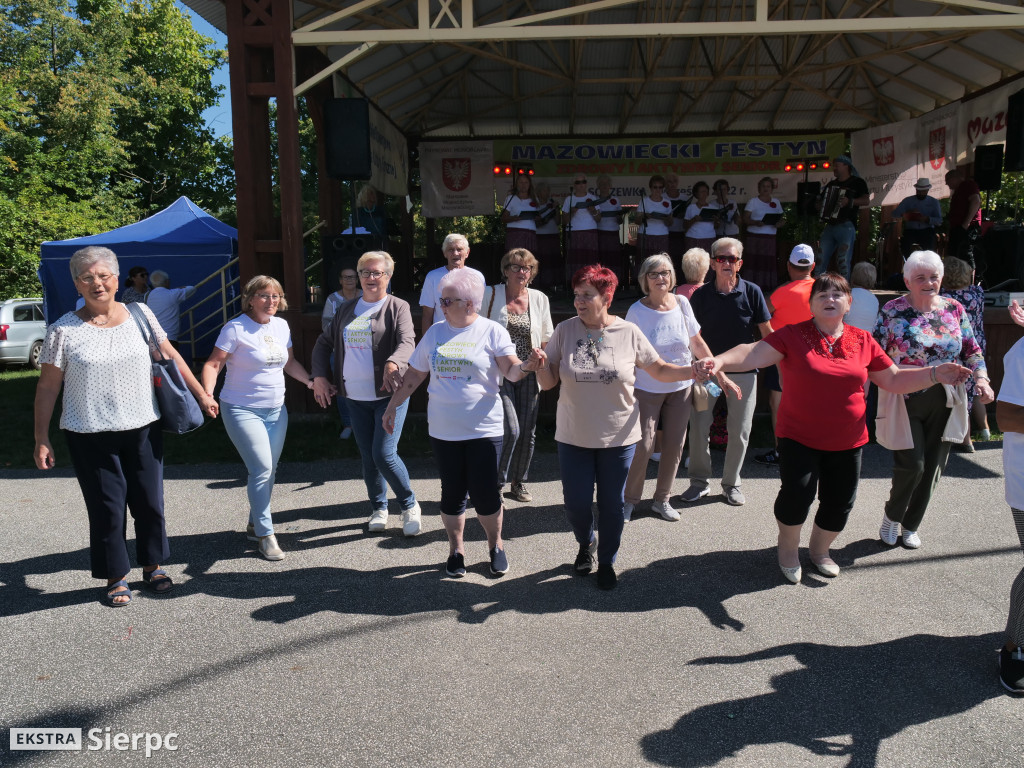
[382,363,404,393]
[1010,300,1024,328]
[312,376,338,408]
[522,348,548,372]
[198,393,219,419]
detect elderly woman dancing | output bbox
[202,276,321,561]
[623,253,711,522]
[312,252,420,535]
[384,269,541,578]
[703,274,970,583]
[34,247,216,606]
[535,265,726,590]
[873,250,993,549]
[483,248,554,502]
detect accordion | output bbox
[820,186,845,222]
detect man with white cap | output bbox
[816,155,870,280]
[756,244,816,466]
[893,177,942,255]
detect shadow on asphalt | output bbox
[640,631,1005,767]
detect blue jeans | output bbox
[221,402,288,537]
[557,441,636,565]
[347,397,416,511]
[817,220,856,280]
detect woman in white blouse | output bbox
[742,176,785,293]
[501,174,539,255]
[33,246,216,607]
[202,276,322,561]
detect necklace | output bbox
[814,323,843,355]
[89,314,109,326]
[584,320,609,360]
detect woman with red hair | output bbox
[535,265,733,590]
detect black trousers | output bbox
[431,436,503,516]
[65,423,169,579]
[774,437,862,532]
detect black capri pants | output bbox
[774,437,862,532]
[430,436,503,516]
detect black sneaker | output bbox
[596,563,617,590]
[489,547,509,576]
[999,646,1024,694]
[445,552,466,578]
[755,449,780,466]
[574,539,596,574]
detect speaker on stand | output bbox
[322,233,372,299]
[974,144,1004,191]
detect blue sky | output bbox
[175,1,232,139]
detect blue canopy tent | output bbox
[39,197,239,359]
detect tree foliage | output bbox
[0,0,233,299]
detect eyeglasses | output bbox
[255,293,282,301]
[439,297,467,307]
[574,179,588,184]
[508,264,532,273]
[714,256,741,264]
[358,270,387,279]
[648,270,672,279]
[341,274,359,280]
[77,273,115,285]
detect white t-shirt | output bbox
[684,203,717,239]
[504,195,538,231]
[597,195,622,233]
[40,305,165,433]
[408,317,515,441]
[999,337,1024,509]
[745,196,783,236]
[418,266,487,325]
[626,297,701,394]
[847,287,880,331]
[639,196,673,237]
[716,198,740,236]
[562,193,599,231]
[342,297,388,401]
[146,285,196,341]
[665,193,687,233]
[215,315,292,409]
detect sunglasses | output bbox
[714,256,741,264]
[439,297,467,307]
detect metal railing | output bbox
[179,256,242,364]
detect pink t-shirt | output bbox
[764,321,893,451]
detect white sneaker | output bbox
[368,508,388,531]
[902,529,922,549]
[258,534,285,561]
[652,500,681,521]
[402,502,422,537]
[623,502,634,522]
[879,515,899,546]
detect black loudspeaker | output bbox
[796,181,821,216]
[980,224,1024,290]
[322,234,372,295]
[974,144,1003,191]
[323,98,372,180]
[1005,89,1024,172]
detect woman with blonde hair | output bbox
[202,276,324,561]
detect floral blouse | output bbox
[941,284,987,404]
[873,295,986,395]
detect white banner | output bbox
[851,119,919,206]
[957,77,1024,162]
[368,106,408,197]
[917,102,958,196]
[420,141,495,217]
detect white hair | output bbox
[903,250,944,281]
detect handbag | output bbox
[126,303,205,434]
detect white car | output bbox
[0,298,46,369]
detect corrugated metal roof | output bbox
[185,0,1024,139]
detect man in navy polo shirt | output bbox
[683,237,773,506]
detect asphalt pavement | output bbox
[2,441,1022,767]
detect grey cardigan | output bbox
[311,295,415,398]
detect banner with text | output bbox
[369,106,409,198]
[490,134,846,204]
[420,141,495,217]
[957,77,1024,162]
